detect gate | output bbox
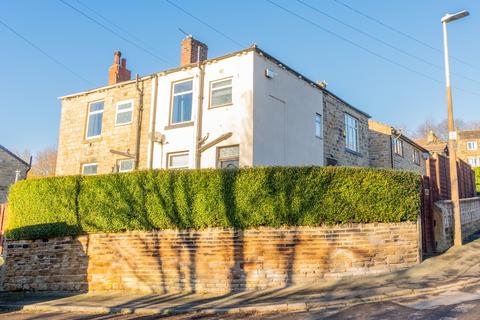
[421,176,435,255]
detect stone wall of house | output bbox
[368,121,392,169]
[368,120,426,175]
[0,148,29,203]
[2,223,420,293]
[457,130,480,167]
[433,197,480,252]
[56,77,153,176]
[323,92,370,167]
[392,142,427,176]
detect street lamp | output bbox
[441,10,469,247]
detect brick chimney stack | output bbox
[180,36,208,66]
[108,51,131,85]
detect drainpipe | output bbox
[148,75,159,169]
[135,74,144,170]
[195,48,206,169]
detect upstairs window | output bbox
[315,113,322,138]
[413,149,420,165]
[392,137,404,156]
[118,159,134,172]
[344,114,359,152]
[115,100,133,126]
[82,163,98,175]
[86,101,104,138]
[467,141,478,150]
[217,145,239,169]
[171,80,193,124]
[210,78,232,108]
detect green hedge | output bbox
[475,168,480,193]
[6,167,422,239]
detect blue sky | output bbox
[1,0,479,153]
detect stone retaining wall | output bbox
[433,197,480,252]
[2,223,420,294]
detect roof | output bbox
[0,145,31,167]
[414,136,448,155]
[58,45,371,118]
[458,129,480,140]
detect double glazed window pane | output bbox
[119,159,134,172]
[315,114,322,138]
[87,101,104,138]
[83,164,97,175]
[345,114,358,152]
[211,79,232,107]
[116,102,133,125]
[218,146,239,169]
[172,81,193,124]
[169,153,189,168]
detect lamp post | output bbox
[441,10,469,247]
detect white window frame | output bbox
[217,145,240,169]
[392,137,404,157]
[468,157,480,167]
[82,163,98,175]
[170,79,193,125]
[344,113,359,152]
[85,101,104,139]
[210,77,233,108]
[167,151,189,169]
[413,149,420,165]
[115,99,134,126]
[467,141,478,151]
[118,159,134,172]
[315,113,322,139]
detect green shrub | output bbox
[6,167,422,239]
[475,167,480,194]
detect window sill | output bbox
[115,122,133,127]
[83,137,102,144]
[164,121,194,130]
[345,148,362,157]
[209,102,233,109]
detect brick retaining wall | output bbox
[433,197,480,252]
[2,223,420,294]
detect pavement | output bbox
[1,236,480,318]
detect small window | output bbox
[344,114,359,152]
[392,137,403,156]
[86,101,104,138]
[413,149,420,165]
[315,113,322,138]
[118,159,134,172]
[210,78,232,108]
[82,163,98,175]
[217,145,239,169]
[468,157,480,167]
[467,141,478,151]
[168,152,189,169]
[115,101,133,126]
[171,80,193,124]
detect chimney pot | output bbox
[108,51,131,85]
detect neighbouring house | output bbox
[322,91,370,167]
[0,145,30,203]
[457,129,480,168]
[415,131,449,156]
[56,36,371,175]
[368,120,429,175]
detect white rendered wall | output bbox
[252,54,324,166]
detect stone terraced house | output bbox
[457,130,480,168]
[0,145,30,203]
[368,120,429,175]
[56,37,371,175]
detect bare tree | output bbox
[413,118,475,140]
[29,147,57,178]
